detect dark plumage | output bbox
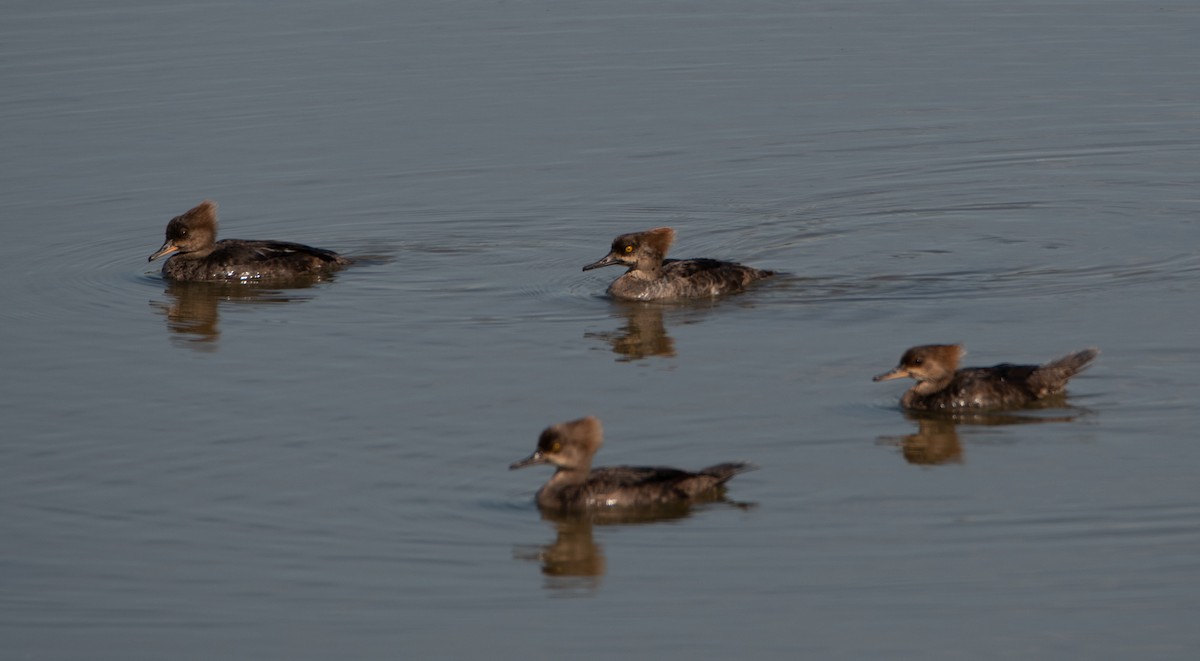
[582,227,773,301]
[510,416,754,511]
[148,201,349,282]
[874,344,1099,411]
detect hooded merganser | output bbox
[509,416,753,511]
[148,201,350,281]
[582,227,773,301]
[873,344,1099,411]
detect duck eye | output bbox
[912,357,923,365]
[550,442,562,453]
[624,245,634,253]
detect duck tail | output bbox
[699,462,757,484]
[1030,348,1100,395]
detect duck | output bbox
[148,201,349,282]
[582,227,773,301]
[510,416,753,511]
[873,344,1099,411]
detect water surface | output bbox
[2,1,1198,659]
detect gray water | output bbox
[3,1,1199,659]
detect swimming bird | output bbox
[582,227,773,301]
[873,344,1099,411]
[148,201,349,282]
[510,416,753,511]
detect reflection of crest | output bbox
[513,502,754,594]
[149,278,322,351]
[877,406,1088,466]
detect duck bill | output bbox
[873,368,908,382]
[509,450,548,470]
[582,253,620,272]
[148,241,179,262]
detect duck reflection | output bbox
[878,406,1085,466]
[878,415,965,465]
[514,503,746,594]
[585,302,676,362]
[149,278,323,351]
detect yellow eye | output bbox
[624,245,634,253]
[550,442,562,453]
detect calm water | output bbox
[3,1,1199,658]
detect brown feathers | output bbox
[638,227,676,257]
